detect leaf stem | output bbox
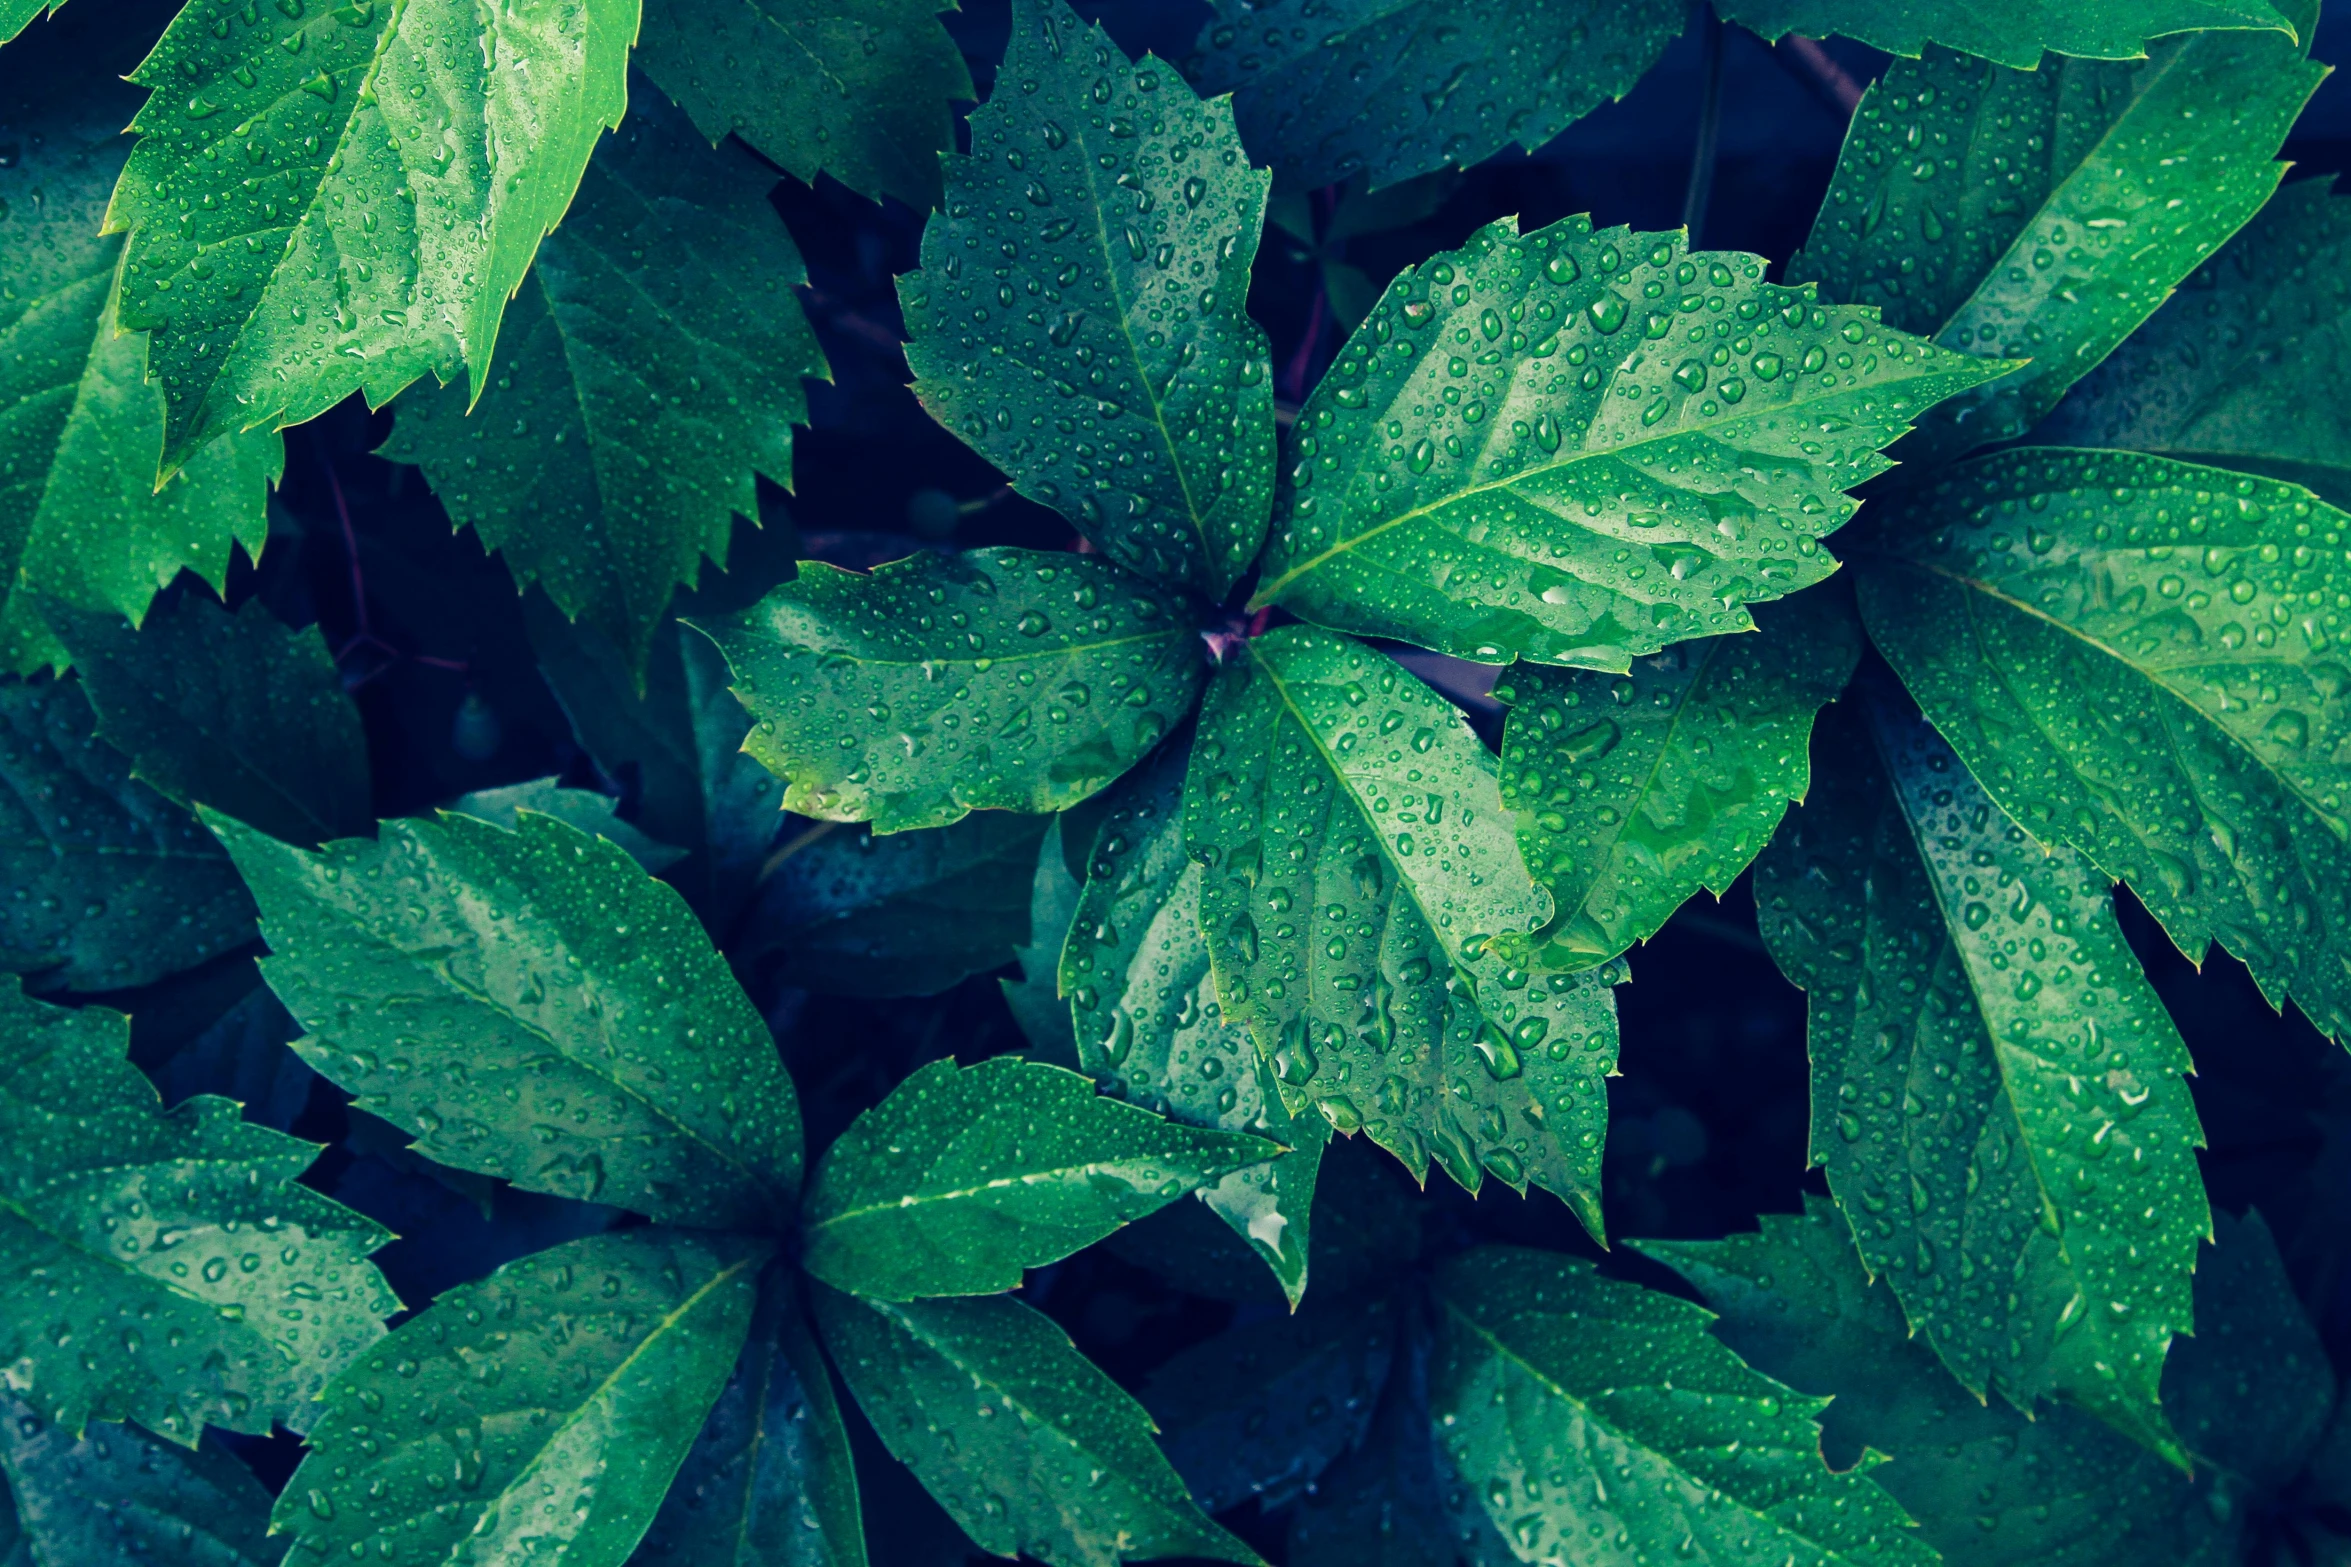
[1682,4,1725,246]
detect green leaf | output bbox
[1249,216,2009,667]
[213,808,803,1227]
[1715,0,2293,68]
[1851,449,2351,1044]
[1184,625,1619,1222]
[1062,740,1328,1301]
[1002,814,1085,1064]
[798,1054,1278,1300]
[0,676,255,992]
[700,548,1205,833]
[898,0,1275,598]
[0,0,60,46]
[1789,35,2321,467]
[634,0,972,210]
[108,0,637,469]
[628,1268,865,1567]
[1139,1294,1396,1514]
[1185,0,1681,193]
[1640,1199,2333,1565]
[739,812,1051,999]
[1753,693,2208,1463]
[273,1228,765,1567]
[0,1401,282,1567]
[2037,177,2351,508]
[450,778,688,875]
[810,1286,1256,1567]
[1496,587,1860,970]
[0,65,278,676]
[1429,1246,1937,1567]
[381,87,826,676]
[525,607,790,929]
[0,977,395,1444]
[44,594,370,848]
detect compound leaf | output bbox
[1250,216,2008,667]
[1716,0,2294,68]
[1185,0,1681,194]
[0,978,395,1444]
[700,548,1204,833]
[0,59,278,675]
[108,0,636,468]
[1497,586,1860,970]
[2036,176,2351,509]
[273,1228,764,1567]
[1185,625,1619,1224]
[0,1398,281,1567]
[383,88,826,676]
[215,808,803,1227]
[635,0,971,210]
[810,1286,1255,1567]
[628,1268,864,1567]
[1754,692,2208,1463]
[1641,1199,2332,1565]
[0,676,254,992]
[799,1055,1278,1300]
[1853,449,2351,1044]
[1063,742,1328,1301]
[44,594,371,848]
[1791,33,2321,466]
[899,0,1275,598]
[1430,1246,1936,1567]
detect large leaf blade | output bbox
[1717,0,2294,68]
[0,1400,282,1567]
[898,0,1275,597]
[216,808,803,1227]
[1250,217,2008,667]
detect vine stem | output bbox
[1683,3,1725,246]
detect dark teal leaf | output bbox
[1717,0,2294,67]
[899,0,1275,598]
[810,1286,1256,1567]
[44,594,371,848]
[214,808,803,1227]
[1496,586,1860,970]
[1002,814,1084,1065]
[1753,694,2207,1463]
[1430,1247,1937,1565]
[0,675,254,992]
[1186,0,1680,193]
[0,1398,281,1567]
[798,1054,1278,1299]
[450,778,688,875]
[142,981,312,1134]
[1790,35,2322,465]
[1185,626,1619,1222]
[273,1229,766,1567]
[1250,218,2009,667]
[0,977,395,1444]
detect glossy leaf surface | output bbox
[0,1399,282,1567]
[450,777,688,875]
[899,0,1275,597]
[1754,695,2207,1461]
[1717,0,2294,67]
[635,0,971,210]
[0,57,278,675]
[1497,587,1860,970]
[702,549,1203,832]
[383,90,825,675]
[46,595,370,848]
[1251,216,2007,666]
[811,1287,1253,1567]
[0,979,394,1444]
[217,809,803,1227]
[1186,626,1619,1223]
[2037,176,2351,509]
[1791,34,2321,464]
[109,0,637,467]
[799,1055,1278,1299]
[1185,0,1679,194]
[274,1229,764,1567]
[0,677,254,992]
[1431,1247,1936,1566]
[1854,448,2351,1044]
[1063,743,1328,1300]
[1644,1198,2332,1566]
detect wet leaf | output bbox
[449,777,688,876]
[0,1397,281,1567]
[1718,0,2295,67]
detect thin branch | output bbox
[1775,33,1863,118]
[1683,4,1726,245]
